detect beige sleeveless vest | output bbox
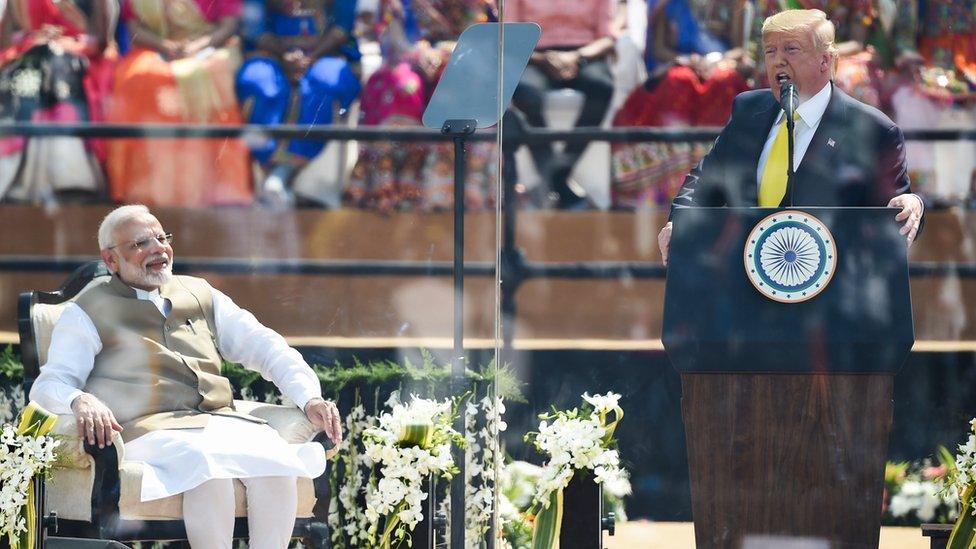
[75,274,264,441]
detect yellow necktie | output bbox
[759,112,799,207]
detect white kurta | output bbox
[29,285,327,501]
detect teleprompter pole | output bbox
[443,118,476,548]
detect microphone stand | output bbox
[786,101,796,207]
[783,84,797,207]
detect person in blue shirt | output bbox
[236,0,362,203]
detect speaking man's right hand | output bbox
[658,222,673,266]
[71,393,123,449]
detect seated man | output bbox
[29,204,342,549]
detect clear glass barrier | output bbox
[492,0,976,548]
[1,1,976,548]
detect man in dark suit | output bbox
[657,8,924,264]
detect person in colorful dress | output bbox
[611,0,752,210]
[345,0,495,212]
[0,0,116,203]
[235,0,362,204]
[894,0,976,205]
[917,0,976,82]
[106,0,252,207]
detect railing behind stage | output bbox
[1,122,974,351]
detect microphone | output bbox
[778,79,798,207]
[779,79,798,119]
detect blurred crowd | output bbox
[1,0,975,211]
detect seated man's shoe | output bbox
[549,156,589,210]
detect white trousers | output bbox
[182,476,298,549]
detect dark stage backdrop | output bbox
[300,346,976,520]
[10,344,974,520]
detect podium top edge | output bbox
[673,206,900,211]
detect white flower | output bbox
[361,394,462,545]
[889,491,913,518]
[11,69,41,98]
[527,392,630,509]
[55,81,72,101]
[0,425,60,539]
[582,392,621,413]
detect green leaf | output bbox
[531,488,565,549]
[948,486,976,549]
[0,344,24,381]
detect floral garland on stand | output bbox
[1,402,61,549]
[330,400,375,547]
[360,393,465,548]
[524,392,629,549]
[327,389,508,549]
[0,385,25,425]
[432,392,508,548]
[464,394,507,547]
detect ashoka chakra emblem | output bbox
[743,211,837,303]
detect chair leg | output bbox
[304,522,331,549]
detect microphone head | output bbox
[778,79,797,112]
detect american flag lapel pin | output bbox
[827,138,836,147]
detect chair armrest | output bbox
[233,400,337,458]
[49,414,125,538]
[233,400,318,443]
[50,413,125,469]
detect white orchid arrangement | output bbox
[328,389,510,549]
[941,421,976,502]
[524,392,629,549]
[1,403,61,549]
[938,418,976,547]
[884,458,957,525]
[360,393,465,548]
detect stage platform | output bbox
[608,521,929,548]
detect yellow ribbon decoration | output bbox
[531,487,565,549]
[947,485,976,548]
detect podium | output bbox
[662,207,914,548]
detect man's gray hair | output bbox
[98,204,151,250]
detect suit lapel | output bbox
[744,95,780,206]
[782,84,845,206]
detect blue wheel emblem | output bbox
[744,211,837,303]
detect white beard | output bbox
[118,254,172,288]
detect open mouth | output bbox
[776,73,792,85]
[145,257,169,271]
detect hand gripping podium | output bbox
[663,207,914,548]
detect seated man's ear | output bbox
[100,249,119,274]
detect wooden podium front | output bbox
[663,208,914,548]
[682,373,892,547]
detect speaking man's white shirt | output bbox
[756,81,833,187]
